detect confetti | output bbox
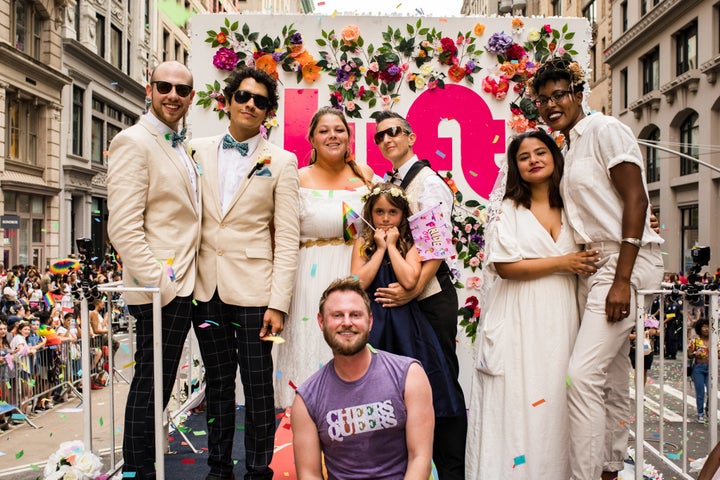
[16,450,24,459]
[237,425,245,431]
[192,299,198,306]
[289,380,298,390]
[99,417,104,426]
[331,9,337,17]
[367,344,378,354]
[469,170,478,177]
[283,423,292,430]
[193,430,207,436]
[302,316,309,322]
[396,3,402,8]
[492,134,500,143]
[181,458,196,464]
[260,335,286,344]
[123,361,136,369]
[310,264,318,277]
[317,1,325,5]
[11,413,26,420]
[205,320,220,326]
[232,322,243,328]
[565,375,571,388]
[208,418,215,424]
[123,473,137,478]
[435,150,446,159]
[513,454,526,466]
[439,18,448,23]
[666,453,680,460]
[197,322,211,329]
[30,464,41,470]
[415,8,423,15]
[531,398,546,407]
[276,370,283,379]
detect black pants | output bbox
[418,274,467,480]
[123,296,193,480]
[194,292,275,480]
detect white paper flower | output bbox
[73,451,103,477]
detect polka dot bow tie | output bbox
[222,134,249,156]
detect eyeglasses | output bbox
[534,90,573,108]
[151,81,193,98]
[232,90,271,110]
[373,126,410,145]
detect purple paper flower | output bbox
[466,60,476,71]
[272,52,283,62]
[336,68,350,83]
[387,65,400,77]
[486,32,513,54]
[290,32,303,44]
[213,47,238,71]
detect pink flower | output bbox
[543,24,553,34]
[346,101,356,111]
[464,223,473,233]
[212,47,238,71]
[469,257,480,267]
[466,276,483,290]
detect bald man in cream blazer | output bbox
[107,61,201,480]
[190,67,299,480]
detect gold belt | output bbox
[300,238,354,248]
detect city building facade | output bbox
[2,0,308,269]
[605,0,719,274]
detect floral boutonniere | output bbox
[247,155,272,178]
[186,146,203,175]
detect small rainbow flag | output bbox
[342,201,361,242]
[43,293,56,309]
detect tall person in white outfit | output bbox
[531,58,664,480]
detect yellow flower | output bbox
[419,64,433,76]
[414,76,426,89]
[527,29,540,42]
[474,23,485,36]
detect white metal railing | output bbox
[633,287,719,478]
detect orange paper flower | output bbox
[448,65,466,83]
[293,49,314,67]
[255,54,278,79]
[216,32,227,44]
[302,62,321,83]
[341,24,360,45]
[474,23,485,36]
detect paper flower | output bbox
[43,441,104,480]
[341,24,360,45]
[212,47,238,70]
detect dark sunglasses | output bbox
[152,81,193,97]
[232,90,271,110]
[374,126,410,145]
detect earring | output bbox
[310,148,316,164]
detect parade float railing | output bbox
[634,287,720,479]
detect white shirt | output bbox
[560,113,663,246]
[146,112,199,205]
[396,155,454,225]
[217,131,262,216]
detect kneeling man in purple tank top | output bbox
[292,277,434,480]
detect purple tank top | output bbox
[296,350,416,480]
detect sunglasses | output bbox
[152,81,193,98]
[232,90,271,110]
[374,126,410,145]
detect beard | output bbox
[323,326,369,356]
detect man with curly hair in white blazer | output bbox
[190,67,300,480]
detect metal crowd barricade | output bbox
[633,287,719,479]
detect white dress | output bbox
[273,185,369,408]
[466,199,580,479]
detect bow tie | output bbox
[167,128,186,147]
[386,169,401,185]
[222,134,249,156]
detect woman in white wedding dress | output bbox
[466,130,599,478]
[273,107,377,408]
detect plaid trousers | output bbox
[122,295,193,479]
[194,292,275,480]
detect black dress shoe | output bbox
[205,473,235,480]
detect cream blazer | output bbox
[190,135,299,313]
[106,116,201,307]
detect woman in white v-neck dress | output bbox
[466,131,599,478]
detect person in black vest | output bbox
[371,111,466,480]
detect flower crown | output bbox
[361,186,410,204]
[526,59,586,98]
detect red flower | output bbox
[440,37,458,56]
[505,44,527,61]
[543,24,553,35]
[448,65,466,83]
[216,32,227,44]
[464,295,479,310]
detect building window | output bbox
[6,92,38,166]
[3,192,45,267]
[163,29,170,62]
[96,14,106,57]
[111,24,122,69]
[641,0,647,16]
[91,98,136,165]
[621,2,628,32]
[583,1,596,26]
[552,0,561,16]
[620,68,628,110]
[589,45,596,83]
[642,47,660,94]
[13,0,43,60]
[679,112,699,176]
[72,86,84,156]
[645,127,660,183]
[681,205,699,274]
[676,20,698,76]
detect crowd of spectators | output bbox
[0,256,122,431]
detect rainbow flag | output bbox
[43,292,56,309]
[342,201,361,242]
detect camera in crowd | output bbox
[74,237,101,302]
[670,246,716,302]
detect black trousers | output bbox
[194,292,275,480]
[418,274,467,480]
[123,296,193,480]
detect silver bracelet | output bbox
[621,237,642,248]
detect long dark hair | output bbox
[504,130,564,209]
[360,183,414,259]
[307,106,372,187]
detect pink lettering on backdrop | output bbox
[283,85,505,198]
